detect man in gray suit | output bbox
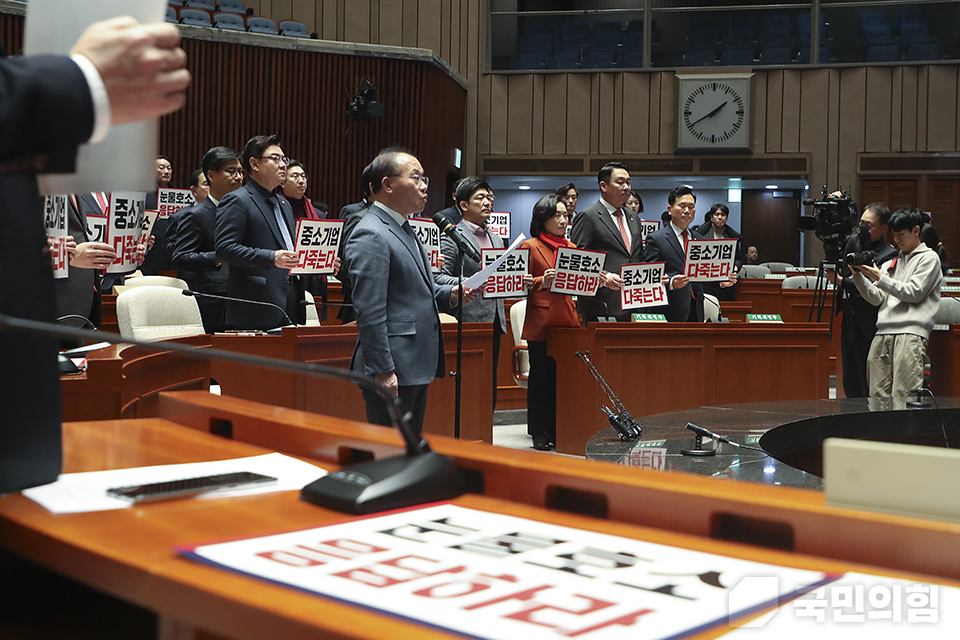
[435,176,506,409]
[216,135,304,330]
[344,148,476,433]
[571,162,637,321]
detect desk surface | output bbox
[3,415,959,640]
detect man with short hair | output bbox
[435,176,506,409]
[556,182,579,219]
[851,208,942,398]
[173,146,243,332]
[216,135,304,330]
[161,168,208,267]
[141,155,176,274]
[695,203,743,302]
[570,162,637,322]
[436,177,468,225]
[827,203,898,397]
[344,148,475,433]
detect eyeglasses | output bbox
[260,154,289,166]
[392,174,429,186]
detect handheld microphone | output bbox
[0,312,464,514]
[432,213,480,262]
[182,289,294,327]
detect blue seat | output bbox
[216,0,245,13]
[184,0,215,10]
[722,46,756,66]
[583,48,619,69]
[550,49,582,69]
[180,8,212,27]
[213,12,245,30]
[247,16,278,35]
[759,46,793,65]
[279,20,309,38]
[165,6,179,23]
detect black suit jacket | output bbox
[215,181,304,329]
[571,200,645,320]
[0,54,95,493]
[643,224,705,322]
[173,198,229,332]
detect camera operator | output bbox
[848,208,942,399]
[825,203,897,397]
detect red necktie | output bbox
[682,229,695,298]
[614,209,630,251]
[95,192,109,214]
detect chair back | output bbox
[117,286,205,341]
[703,293,721,321]
[935,297,960,325]
[739,264,771,278]
[303,291,321,326]
[114,275,188,294]
[761,261,795,272]
[781,275,819,289]
[509,300,529,388]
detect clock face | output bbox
[677,75,752,151]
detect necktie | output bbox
[614,209,630,251]
[94,192,108,214]
[681,229,695,299]
[402,220,430,275]
[272,197,294,251]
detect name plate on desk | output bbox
[764,273,788,279]
[180,503,832,640]
[632,313,668,323]
[746,314,784,323]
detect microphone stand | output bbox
[182,289,294,327]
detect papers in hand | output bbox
[462,233,527,290]
[22,453,326,514]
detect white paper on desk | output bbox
[24,0,166,195]
[463,233,527,289]
[22,453,326,514]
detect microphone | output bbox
[182,289,294,327]
[684,422,767,454]
[0,312,464,514]
[432,213,480,262]
[55,315,98,373]
[56,314,97,330]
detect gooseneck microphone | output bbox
[684,422,767,454]
[0,312,464,514]
[182,289,294,327]
[432,213,481,262]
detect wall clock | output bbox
[677,74,753,152]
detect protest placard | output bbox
[683,238,739,282]
[620,262,668,310]
[290,219,344,275]
[43,195,69,279]
[105,192,146,273]
[408,218,442,273]
[481,248,528,299]
[550,247,605,297]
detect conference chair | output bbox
[279,20,309,38]
[934,296,960,326]
[247,16,279,35]
[760,261,795,272]
[180,8,213,27]
[303,291,321,327]
[509,300,529,388]
[214,12,246,30]
[739,264,771,278]
[114,275,188,295]
[116,286,205,341]
[781,275,819,289]
[703,293,721,321]
[216,0,246,13]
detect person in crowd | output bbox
[625,190,643,214]
[141,155,176,274]
[162,168,208,266]
[337,162,375,324]
[695,203,743,302]
[919,224,950,275]
[745,245,761,264]
[282,159,329,319]
[850,208,942,398]
[521,194,620,451]
[556,182,579,219]
[437,177,468,225]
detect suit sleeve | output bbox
[643,231,664,265]
[570,208,593,249]
[173,207,218,271]
[345,224,395,374]
[215,193,275,268]
[434,233,461,286]
[0,55,94,173]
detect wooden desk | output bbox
[62,325,494,443]
[3,393,959,640]
[547,323,831,455]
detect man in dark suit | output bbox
[570,162,638,321]
[173,147,243,333]
[434,176,506,409]
[0,17,189,493]
[216,135,304,330]
[436,177,467,225]
[162,168,209,266]
[644,186,737,322]
[695,203,743,302]
[140,155,176,274]
[344,148,475,433]
[336,162,374,324]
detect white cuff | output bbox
[70,53,111,144]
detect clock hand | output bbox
[688,100,728,127]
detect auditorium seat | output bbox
[739,264,771,278]
[214,12,245,31]
[184,0,216,10]
[761,261,795,272]
[117,286,205,341]
[279,20,309,38]
[247,16,278,35]
[781,275,819,289]
[180,8,213,27]
[216,0,246,13]
[166,6,179,23]
[703,293,721,321]
[509,300,529,389]
[114,275,188,294]
[934,297,960,325]
[303,291,321,326]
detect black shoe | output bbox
[532,440,550,451]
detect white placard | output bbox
[105,191,146,273]
[463,233,527,290]
[550,247,605,297]
[156,187,196,219]
[180,503,834,640]
[620,262,668,310]
[290,219,343,275]
[638,220,660,245]
[683,238,739,282]
[43,195,69,279]
[481,248,528,299]
[487,212,511,239]
[140,209,160,245]
[408,217,442,273]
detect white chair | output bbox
[509,300,529,388]
[703,293,721,321]
[935,297,960,325]
[114,275,188,294]
[739,264,771,278]
[117,286,205,341]
[781,275,819,289]
[303,291,321,326]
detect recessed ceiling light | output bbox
[765,184,779,190]
[518,185,531,190]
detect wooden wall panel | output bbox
[378,0,403,47]
[488,75,509,155]
[751,71,767,153]
[507,75,534,155]
[864,67,893,153]
[781,70,801,153]
[344,0,371,44]
[799,69,830,195]
[597,73,617,155]
[890,66,904,151]
[622,74,649,154]
[542,75,568,155]
[901,67,920,151]
[657,73,676,154]
[647,73,664,153]
[916,67,929,150]
[566,75,593,155]
[926,66,958,152]
[418,0,443,56]
[838,68,867,191]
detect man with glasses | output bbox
[344,148,476,433]
[216,135,304,330]
[434,176,507,409]
[571,162,636,322]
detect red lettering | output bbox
[332,555,464,588]
[255,550,329,567]
[560,608,656,637]
[505,594,616,628]
[463,585,553,610]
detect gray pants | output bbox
[867,333,927,398]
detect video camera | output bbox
[799,186,860,263]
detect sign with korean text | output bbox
[290,219,343,275]
[481,248,528,299]
[638,220,660,245]
[620,262,667,310]
[140,209,160,246]
[683,238,738,282]
[487,212,511,239]
[105,192,146,273]
[550,247,604,297]
[43,195,69,279]
[86,208,107,244]
[156,187,195,219]
[179,503,833,640]
[408,217,442,273]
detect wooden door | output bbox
[740,189,801,265]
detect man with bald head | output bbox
[344,148,476,433]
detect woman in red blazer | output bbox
[520,195,620,450]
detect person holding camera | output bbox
[848,208,942,398]
[826,203,897,397]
